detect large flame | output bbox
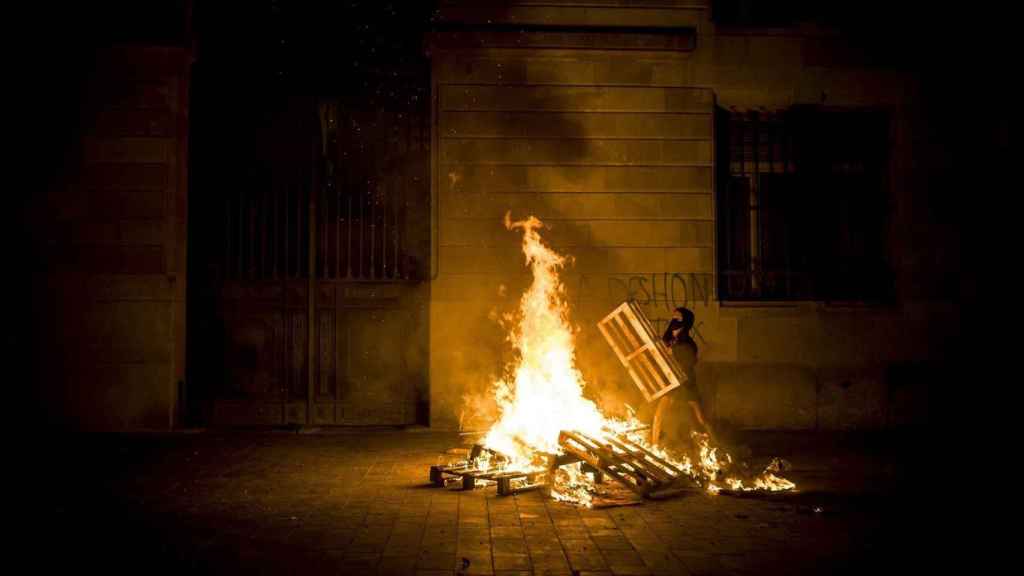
[480,213,794,504]
[483,214,606,461]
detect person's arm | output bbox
[662,324,677,346]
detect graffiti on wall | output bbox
[573,272,714,347]
[606,272,712,311]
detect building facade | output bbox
[31,1,964,431]
[426,0,956,431]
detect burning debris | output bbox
[429,213,794,506]
[558,430,691,500]
[430,444,546,494]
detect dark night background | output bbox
[15,0,987,424]
[11,1,994,573]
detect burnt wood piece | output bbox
[597,301,685,403]
[429,463,501,489]
[582,462,605,484]
[430,462,476,486]
[558,430,696,499]
[432,465,539,492]
[430,445,538,494]
[495,471,546,496]
[469,444,484,460]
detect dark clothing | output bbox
[672,335,697,377]
[662,317,700,404]
[661,318,690,347]
[670,334,700,404]
[660,308,708,440]
[663,308,694,341]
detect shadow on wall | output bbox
[705,360,934,432]
[434,33,599,428]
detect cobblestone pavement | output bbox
[28,429,936,575]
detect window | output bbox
[715,106,892,302]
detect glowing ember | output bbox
[479,213,794,504]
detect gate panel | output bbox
[197,83,429,427]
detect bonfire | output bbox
[434,213,794,506]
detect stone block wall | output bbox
[33,46,189,430]
[428,1,949,430]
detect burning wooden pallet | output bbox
[430,463,546,494]
[558,430,696,499]
[429,444,621,498]
[429,430,700,502]
[597,301,685,403]
[429,444,546,495]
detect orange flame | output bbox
[479,213,794,504]
[483,214,606,464]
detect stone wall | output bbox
[428,0,950,430]
[33,46,190,430]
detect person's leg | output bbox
[650,394,674,445]
[688,400,711,436]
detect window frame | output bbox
[714,104,895,305]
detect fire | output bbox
[483,214,606,462]
[478,213,794,504]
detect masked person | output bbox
[662,307,711,437]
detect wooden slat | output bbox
[626,364,654,402]
[597,301,683,403]
[603,435,677,484]
[606,304,654,398]
[648,348,683,393]
[634,350,667,399]
[597,318,628,365]
[609,316,635,357]
[624,343,651,362]
[615,434,687,479]
[558,430,694,498]
[629,300,660,340]
[600,445,663,485]
[612,312,642,350]
[621,303,654,345]
[621,316,663,396]
[629,301,685,388]
[634,349,665,398]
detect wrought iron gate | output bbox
[196,93,430,427]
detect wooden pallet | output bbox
[597,301,685,403]
[558,430,696,499]
[429,463,544,493]
[429,444,545,495]
[495,471,547,496]
[428,433,698,502]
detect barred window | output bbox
[715,106,893,302]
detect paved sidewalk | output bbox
[27,429,937,575]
